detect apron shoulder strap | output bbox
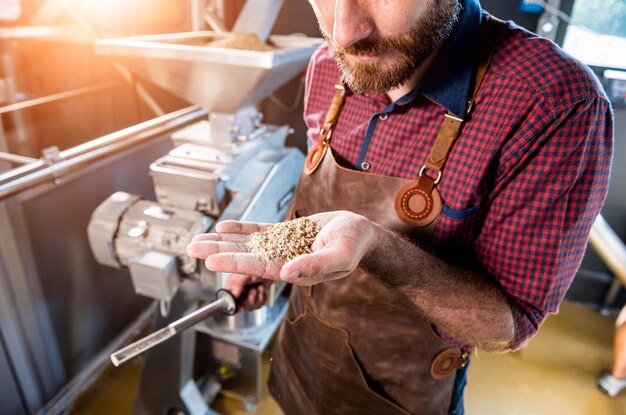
[423,15,506,174]
[468,16,507,116]
[396,15,506,228]
[304,77,345,175]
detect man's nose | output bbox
[332,0,374,48]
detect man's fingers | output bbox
[224,273,255,298]
[186,240,248,259]
[205,253,282,281]
[241,284,267,311]
[216,220,271,235]
[281,247,350,282]
[248,284,264,306]
[307,212,336,226]
[191,233,248,244]
[223,274,268,311]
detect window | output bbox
[562,0,626,69]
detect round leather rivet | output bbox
[407,192,427,214]
[394,181,442,227]
[431,348,462,380]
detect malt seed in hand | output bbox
[246,217,320,261]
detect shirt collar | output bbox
[418,0,483,118]
[340,0,484,117]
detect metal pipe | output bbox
[0,25,77,40]
[0,160,46,186]
[62,106,205,160]
[111,292,235,366]
[589,214,626,286]
[204,11,227,33]
[0,82,119,115]
[191,0,207,32]
[0,106,207,200]
[0,105,207,186]
[0,152,37,165]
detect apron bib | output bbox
[269,17,505,415]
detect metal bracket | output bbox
[42,145,67,179]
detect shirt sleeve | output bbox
[474,96,613,350]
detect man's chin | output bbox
[343,67,415,95]
[338,63,402,94]
[342,75,389,95]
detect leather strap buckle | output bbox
[322,128,333,143]
[419,165,442,185]
[444,113,463,123]
[304,76,346,176]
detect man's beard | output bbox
[321,0,462,94]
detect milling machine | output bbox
[86,3,322,413]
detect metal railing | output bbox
[0,82,120,115]
[589,214,626,287]
[0,152,37,165]
[0,105,207,200]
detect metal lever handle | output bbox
[110,289,239,366]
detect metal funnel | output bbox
[94,32,322,113]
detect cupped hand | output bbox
[185,211,377,286]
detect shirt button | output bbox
[361,161,371,171]
[379,113,389,120]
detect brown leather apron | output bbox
[268,17,504,415]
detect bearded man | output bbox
[187,0,614,413]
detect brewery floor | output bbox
[69,301,626,415]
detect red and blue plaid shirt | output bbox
[302,2,613,350]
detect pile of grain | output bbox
[206,33,275,51]
[247,217,320,261]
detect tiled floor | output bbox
[70,301,626,414]
[466,302,626,415]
